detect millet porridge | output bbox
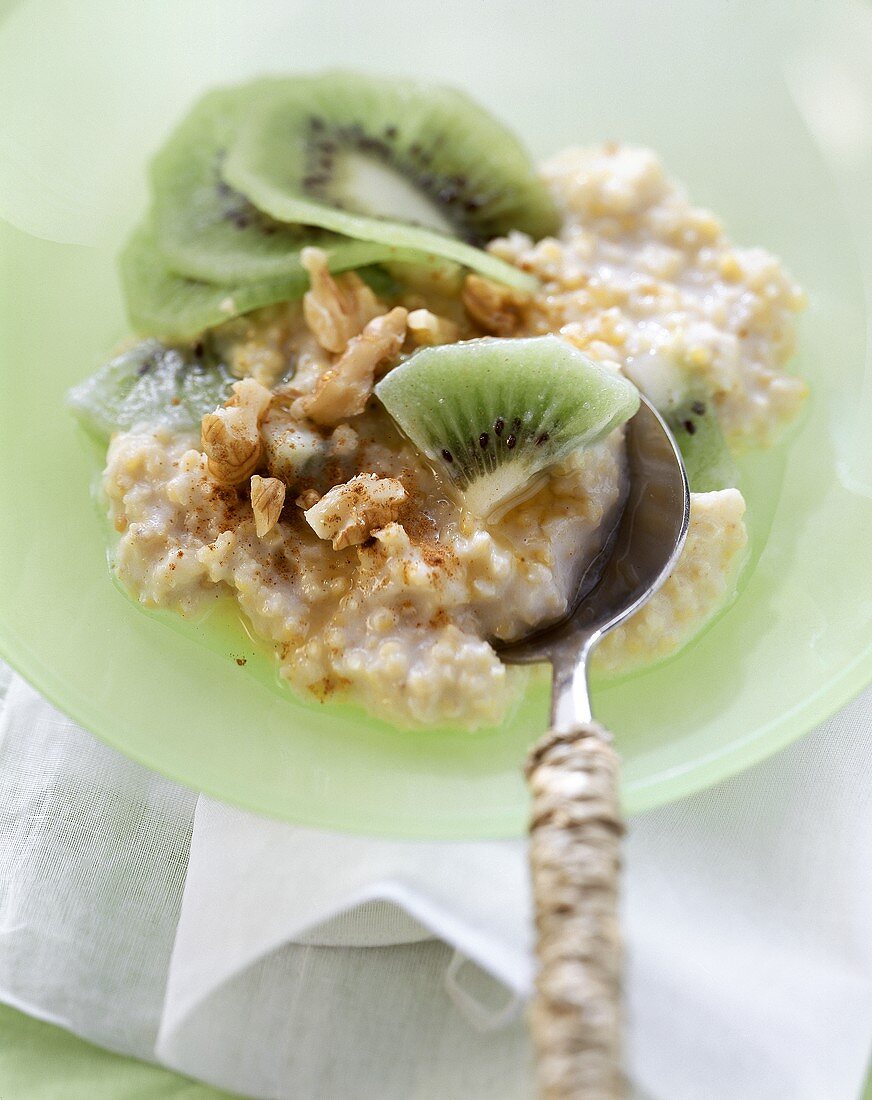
[102,145,805,728]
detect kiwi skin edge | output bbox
[119,223,312,342]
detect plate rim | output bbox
[3,616,870,837]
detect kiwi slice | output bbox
[375,336,640,521]
[623,355,737,491]
[666,398,738,493]
[67,338,234,439]
[221,72,556,292]
[150,81,415,285]
[120,223,309,341]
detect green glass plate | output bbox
[1,0,870,838]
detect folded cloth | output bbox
[0,664,870,1099]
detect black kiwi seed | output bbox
[441,448,454,463]
[683,419,697,435]
[213,152,285,238]
[478,432,489,448]
[506,434,517,449]
[535,432,550,446]
[691,400,707,416]
[512,417,522,430]
[293,117,498,242]
[493,417,505,436]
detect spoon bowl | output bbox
[500,395,690,722]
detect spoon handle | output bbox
[525,723,625,1100]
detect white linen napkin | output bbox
[0,665,870,1099]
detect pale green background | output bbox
[1,0,871,1087]
[1,0,870,840]
[2,0,871,839]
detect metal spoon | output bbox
[498,395,689,1099]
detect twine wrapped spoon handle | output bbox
[526,718,625,1097]
[497,397,689,1098]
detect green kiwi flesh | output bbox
[665,398,738,492]
[623,354,737,491]
[120,223,310,341]
[67,338,233,439]
[221,72,556,292]
[375,336,640,521]
[150,82,416,285]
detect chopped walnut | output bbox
[200,378,272,486]
[250,475,286,537]
[301,247,383,353]
[294,307,408,427]
[295,488,322,510]
[462,274,530,336]
[406,308,460,347]
[330,424,359,455]
[303,474,407,550]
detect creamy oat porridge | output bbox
[69,75,806,729]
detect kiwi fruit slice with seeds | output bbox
[67,338,234,440]
[375,336,640,521]
[666,397,738,493]
[623,354,737,492]
[221,72,556,292]
[120,223,310,342]
[150,82,416,285]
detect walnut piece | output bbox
[295,488,322,510]
[462,273,530,336]
[200,378,272,486]
[250,475,286,537]
[294,307,408,427]
[301,246,383,353]
[406,308,460,347]
[304,474,407,550]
